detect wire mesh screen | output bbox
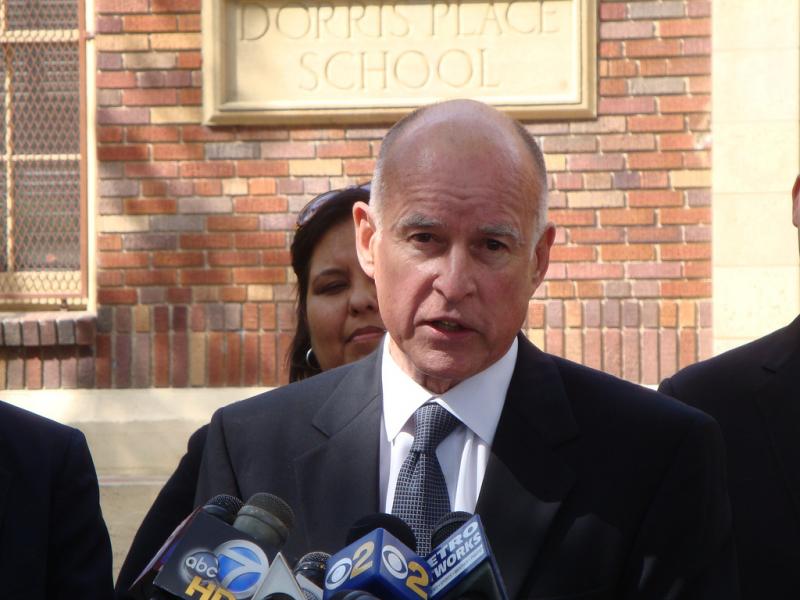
[0,0,85,304]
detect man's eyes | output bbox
[484,239,506,251]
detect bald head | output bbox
[372,100,548,236]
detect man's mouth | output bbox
[432,319,467,332]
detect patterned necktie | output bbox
[391,402,460,555]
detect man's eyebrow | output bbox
[479,223,523,245]
[393,213,443,231]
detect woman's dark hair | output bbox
[287,184,371,382]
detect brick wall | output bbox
[0,0,713,389]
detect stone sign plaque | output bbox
[202,0,596,124]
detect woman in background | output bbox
[115,183,383,596]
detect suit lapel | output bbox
[293,350,383,554]
[755,316,800,525]
[477,336,578,599]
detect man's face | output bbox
[355,120,553,392]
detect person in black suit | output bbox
[115,184,383,595]
[0,400,113,599]
[194,100,738,598]
[658,175,800,599]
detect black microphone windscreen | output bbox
[327,590,382,600]
[293,551,330,588]
[345,513,417,553]
[431,511,472,549]
[233,492,294,551]
[202,494,244,524]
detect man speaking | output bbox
[196,100,737,598]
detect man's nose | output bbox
[431,248,477,303]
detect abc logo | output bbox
[325,557,353,590]
[185,551,219,580]
[214,540,269,598]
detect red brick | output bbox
[179,88,202,105]
[679,328,697,368]
[661,207,710,224]
[98,126,124,143]
[226,333,242,386]
[567,154,625,171]
[600,41,622,58]
[98,144,149,161]
[292,128,345,141]
[180,269,231,285]
[598,96,655,115]
[179,14,201,31]
[193,180,223,196]
[243,333,259,386]
[661,243,710,260]
[627,262,682,279]
[600,3,626,20]
[683,152,710,169]
[172,331,188,387]
[123,14,177,31]
[658,18,710,38]
[98,0,149,13]
[566,263,624,279]
[607,59,637,77]
[344,159,376,176]
[576,281,603,297]
[318,141,371,158]
[628,227,682,242]
[249,179,277,195]
[261,249,289,266]
[154,332,170,386]
[639,59,667,76]
[601,244,655,261]
[628,115,685,132]
[603,329,621,377]
[122,88,177,106]
[126,269,177,286]
[667,57,711,76]
[571,228,624,243]
[151,0,200,10]
[153,143,204,160]
[688,77,711,95]
[234,196,288,213]
[178,50,203,69]
[260,305,277,330]
[684,261,711,278]
[661,280,711,298]
[598,134,655,152]
[98,288,137,304]
[660,95,710,113]
[260,334,277,386]
[180,161,234,178]
[641,171,670,187]
[551,246,595,262]
[658,133,696,150]
[207,216,259,232]
[600,208,654,225]
[233,268,286,284]
[98,271,124,286]
[126,162,178,178]
[124,198,177,214]
[208,251,260,267]
[624,39,682,58]
[127,125,180,142]
[182,125,235,142]
[98,71,137,88]
[684,38,711,56]
[549,210,595,226]
[629,190,683,207]
[97,252,149,268]
[208,332,225,386]
[236,160,290,177]
[153,251,204,267]
[627,152,682,170]
[181,233,232,249]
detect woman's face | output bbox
[306,219,385,371]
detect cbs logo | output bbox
[325,541,429,599]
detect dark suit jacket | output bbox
[0,400,113,599]
[115,424,209,596]
[195,336,737,599]
[659,315,800,600]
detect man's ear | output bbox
[353,201,377,278]
[530,222,556,291]
[792,174,800,228]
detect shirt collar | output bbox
[381,335,518,446]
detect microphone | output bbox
[293,552,330,600]
[426,513,508,600]
[124,494,244,600]
[150,492,294,600]
[323,514,431,600]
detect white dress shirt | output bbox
[379,335,518,514]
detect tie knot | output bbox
[411,402,460,453]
